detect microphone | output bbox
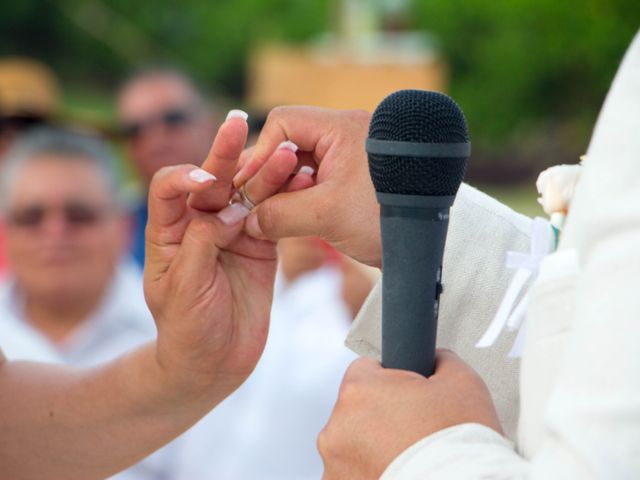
[366,89,470,376]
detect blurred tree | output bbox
[1,0,637,179]
[412,0,640,178]
[0,0,331,96]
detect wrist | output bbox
[151,341,247,410]
[115,343,226,418]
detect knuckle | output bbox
[316,426,331,455]
[187,216,217,238]
[265,106,286,125]
[347,108,372,124]
[337,377,360,402]
[149,166,171,189]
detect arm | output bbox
[0,113,300,480]
[0,345,225,480]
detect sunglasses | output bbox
[6,203,109,229]
[121,107,195,140]
[0,115,46,134]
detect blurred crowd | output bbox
[0,57,377,479]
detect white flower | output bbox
[536,164,582,216]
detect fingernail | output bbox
[217,203,250,225]
[226,109,249,121]
[298,166,314,176]
[277,141,298,153]
[189,169,217,183]
[246,212,264,238]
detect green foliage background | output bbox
[1,0,638,180]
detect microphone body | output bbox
[378,193,452,376]
[366,89,470,377]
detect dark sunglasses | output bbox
[0,115,46,134]
[6,203,109,229]
[121,108,194,140]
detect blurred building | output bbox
[247,0,447,114]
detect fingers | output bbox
[147,165,217,243]
[236,146,255,175]
[234,106,337,187]
[239,147,299,204]
[169,215,243,290]
[286,166,316,193]
[189,113,249,211]
[244,184,332,240]
[145,165,218,281]
[216,147,301,227]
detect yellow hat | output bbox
[0,57,60,118]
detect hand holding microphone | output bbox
[366,90,470,376]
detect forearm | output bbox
[0,342,229,480]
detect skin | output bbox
[117,73,217,185]
[237,106,504,477]
[278,237,330,283]
[236,107,382,266]
[3,155,129,342]
[0,115,297,480]
[318,352,503,480]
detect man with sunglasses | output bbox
[116,68,219,268]
[0,58,60,277]
[0,127,181,478]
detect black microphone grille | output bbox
[367,89,469,196]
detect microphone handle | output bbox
[379,200,451,377]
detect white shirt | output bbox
[1,262,356,480]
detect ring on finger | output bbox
[235,183,257,210]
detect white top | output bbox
[0,262,356,480]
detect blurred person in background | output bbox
[116,68,219,268]
[117,68,373,478]
[0,58,60,276]
[0,127,181,479]
[279,236,377,318]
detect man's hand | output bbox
[235,107,382,266]
[318,351,503,480]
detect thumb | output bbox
[245,184,332,241]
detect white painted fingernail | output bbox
[217,203,251,225]
[277,141,298,152]
[299,166,314,176]
[226,109,249,121]
[189,169,217,183]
